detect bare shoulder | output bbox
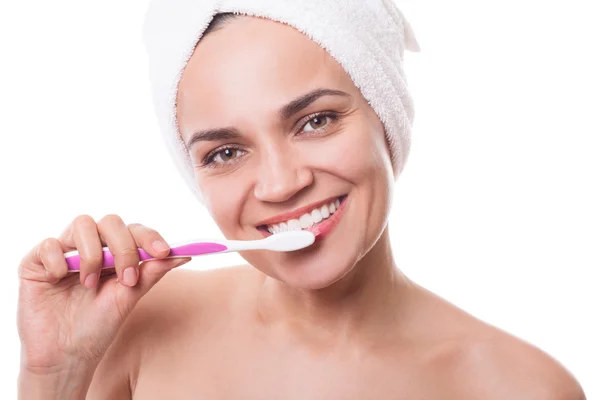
[87,264,257,399]
[432,314,585,399]
[119,264,256,341]
[455,330,585,399]
[135,263,257,316]
[128,263,258,341]
[409,284,585,399]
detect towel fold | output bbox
[143,0,420,201]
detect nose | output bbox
[253,146,313,203]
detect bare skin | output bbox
[18,14,585,400]
[89,248,583,399]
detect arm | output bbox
[84,305,144,400]
[85,267,191,399]
[85,347,133,400]
[18,363,97,400]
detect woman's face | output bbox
[177,16,395,289]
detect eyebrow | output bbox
[185,88,350,150]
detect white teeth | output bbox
[299,214,313,229]
[310,209,323,224]
[265,197,344,233]
[288,219,301,230]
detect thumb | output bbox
[136,256,192,291]
[114,257,192,313]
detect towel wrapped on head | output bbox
[142,0,420,201]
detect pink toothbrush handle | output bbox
[65,242,228,271]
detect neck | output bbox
[256,226,412,342]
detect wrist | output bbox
[19,361,97,400]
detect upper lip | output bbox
[255,195,344,227]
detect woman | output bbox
[17,1,586,399]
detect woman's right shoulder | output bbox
[134,263,258,323]
[88,264,258,397]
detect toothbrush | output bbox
[64,230,315,272]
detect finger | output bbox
[97,215,140,288]
[56,221,77,252]
[71,215,103,289]
[127,223,171,260]
[38,238,69,284]
[18,238,68,283]
[137,257,191,290]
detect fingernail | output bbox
[172,258,188,268]
[84,273,98,289]
[152,240,169,253]
[122,267,138,286]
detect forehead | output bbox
[176,16,357,133]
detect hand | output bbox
[17,214,191,375]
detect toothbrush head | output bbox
[262,230,316,252]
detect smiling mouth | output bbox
[257,195,347,235]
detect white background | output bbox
[1,0,598,397]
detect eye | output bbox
[214,148,237,162]
[204,146,246,167]
[301,114,333,133]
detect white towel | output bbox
[142,0,420,201]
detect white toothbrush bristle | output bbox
[264,230,315,251]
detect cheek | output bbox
[198,174,249,233]
[311,121,390,180]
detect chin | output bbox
[273,241,360,290]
